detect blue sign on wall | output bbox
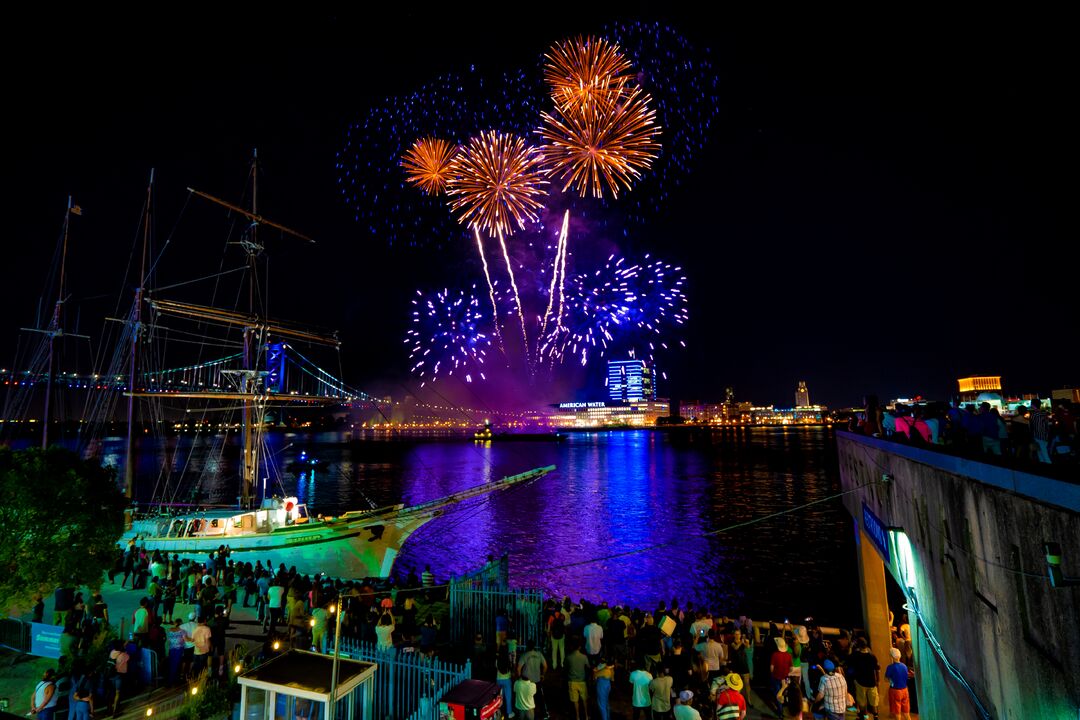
[862,502,891,564]
[30,623,62,659]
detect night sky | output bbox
[4,6,1076,411]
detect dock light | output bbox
[329,604,336,614]
[310,618,316,627]
[146,709,153,717]
[191,687,199,696]
[234,664,242,674]
[273,640,280,650]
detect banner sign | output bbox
[862,502,891,564]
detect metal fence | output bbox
[0,618,30,652]
[447,583,544,652]
[336,638,470,720]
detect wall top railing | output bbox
[837,431,1080,512]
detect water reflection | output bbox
[95,427,857,624]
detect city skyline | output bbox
[2,7,1075,412]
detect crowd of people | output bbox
[34,541,922,720]
[856,394,1077,466]
[471,598,916,720]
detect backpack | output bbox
[715,691,741,720]
[715,701,741,720]
[550,620,565,640]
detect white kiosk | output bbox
[238,650,376,720]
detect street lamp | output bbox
[328,601,344,720]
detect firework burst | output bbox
[541,254,688,366]
[446,130,549,237]
[538,81,661,200]
[400,137,457,195]
[406,286,493,387]
[544,35,633,114]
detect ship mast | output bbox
[179,153,318,509]
[36,198,90,448]
[242,151,258,509]
[123,171,153,499]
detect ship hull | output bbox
[125,464,556,578]
[125,510,434,578]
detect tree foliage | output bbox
[0,446,127,614]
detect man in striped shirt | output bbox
[814,659,849,720]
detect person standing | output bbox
[884,648,911,720]
[266,580,285,632]
[628,665,654,720]
[166,618,188,686]
[673,690,700,720]
[548,609,567,669]
[769,636,793,716]
[192,616,212,676]
[594,661,614,720]
[728,628,751,704]
[495,647,514,719]
[513,675,536,720]
[516,640,547,720]
[849,638,881,720]
[52,587,74,627]
[565,639,590,720]
[29,669,58,720]
[814,660,849,720]
[108,640,130,716]
[584,616,604,664]
[1030,400,1053,463]
[180,612,198,679]
[714,673,746,720]
[132,597,151,645]
[649,665,674,720]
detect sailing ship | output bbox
[102,157,555,577]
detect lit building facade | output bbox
[957,376,1002,402]
[552,400,670,428]
[607,360,656,402]
[796,380,810,408]
[750,405,829,425]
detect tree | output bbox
[0,446,127,614]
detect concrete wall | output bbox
[836,431,1080,719]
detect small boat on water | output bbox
[473,420,563,442]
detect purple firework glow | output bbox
[406,286,493,387]
[540,254,688,367]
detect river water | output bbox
[97,425,859,626]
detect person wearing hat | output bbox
[713,672,746,719]
[884,647,912,720]
[814,659,849,720]
[673,691,700,720]
[769,636,793,716]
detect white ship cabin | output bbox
[158,497,310,538]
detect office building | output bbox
[607,359,656,402]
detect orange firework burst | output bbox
[400,137,457,195]
[446,130,548,236]
[544,35,633,114]
[538,80,662,199]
